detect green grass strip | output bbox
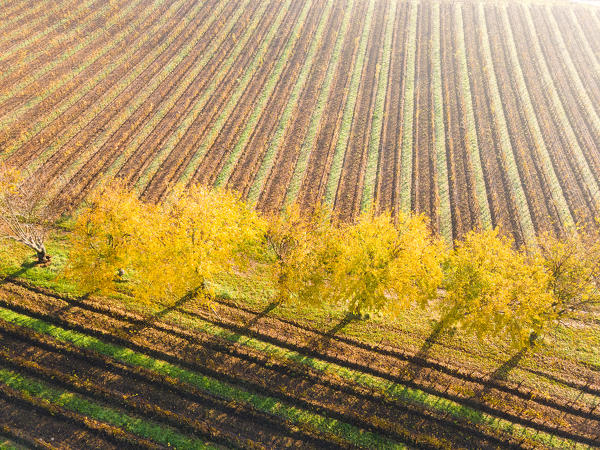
[0,307,403,449]
[323,0,375,207]
[454,5,491,229]
[160,308,583,449]
[0,368,216,449]
[283,0,356,207]
[398,3,418,213]
[246,0,335,204]
[431,3,452,242]
[519,6,600,212]
[0,0,100,100]
[175,0,295,191]
[359,0,396,211]
[544,5,600,143]
[0,0,147,125]
[478,4,536,246]
[0,0,116,87]
[1,0,173,160]
[499,6,573,229]
[131,1,272,194]
[87,0,252,192]
[0,0,81,63]
[25,0,214,183]
[213,1,315,188]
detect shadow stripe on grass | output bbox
[0,306,404,449]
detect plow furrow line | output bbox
[0,283,596,447]
[1,0,168,161]
[323,0,376,207]
[244,0,336,204]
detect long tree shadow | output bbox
[407,312,456,379]
[472,346,529,402]
[307,312,357,352]
[239,300,282,333]
[121,289,197,336]
[1,261,38,282]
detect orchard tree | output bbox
[326,209,446,318]
[442,228,554,348]
[535,225,600,332]
[67,182,264,306]
[263,204,334,306]
[0,164,52,264]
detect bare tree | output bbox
[0,164,51,264]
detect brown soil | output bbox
[374,2,411,214]
[333,0,388,221]
[189,1,307,188]
[256,0,348,213]
[226,0,329,196]
[461,3,524,244]
[295,0,368,211]
[506,5,597,224]
[2,281,599,447]
[138,1,284,203]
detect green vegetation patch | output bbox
[0,368,216,449]
[0,307,403,449]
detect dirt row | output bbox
[439,3,479,239]
[113,0,260,187]
[0,0,81,57]
[51,0,259,212]
[0,0,121,114]
[137,0,294,204]
[21,0,222,201]
[0,0,111,91]
[505,5,597,225]
[483,5,560,237]
[331,0,387,221]
[5,0,181,165]
[0,379,153,449]
[551,7,600,122]
[0,321,342,449]
[188,1,310,189]
[256,0,351,213]
[225,0,332,197]
[528,5,600,198]
[178,301,600,445]
[2,281,598,446]
[0,282,537,448]
[295,2,369,211]
[461,3,524,244]
[373,2,410,215]
[412,3,437,228]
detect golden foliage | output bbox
[442,228,554,347]
[536,225,600,323]
[262,204,333,306]
[66,182,264,306]
[325,210,446,317]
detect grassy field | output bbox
[1,0,600,446]
[2,0,600,246]
[0,234,598,447]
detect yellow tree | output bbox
[442,228,554,348]
[326,210,446,318]
[67,182,264,306]
[262,204,334,306]
[535,225,600,332]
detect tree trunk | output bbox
[35,244,49,264]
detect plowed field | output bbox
[0,279,597,448]
[2,0,600,245]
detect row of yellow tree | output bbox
[64,182,600,350]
